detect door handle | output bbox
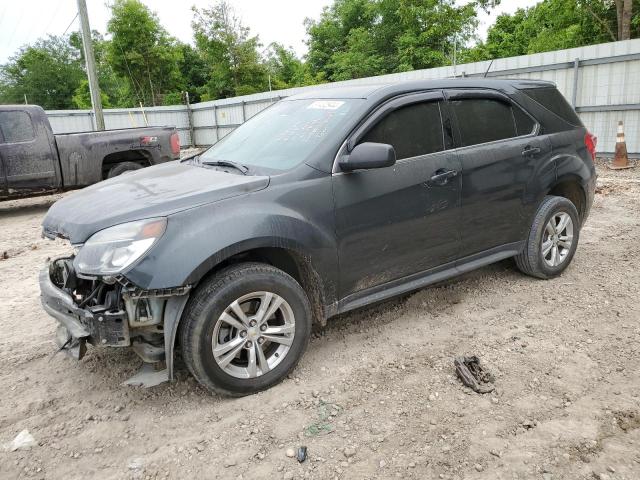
[429,169,458,185]
[522,146,542,156]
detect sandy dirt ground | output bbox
[0,163,639,480]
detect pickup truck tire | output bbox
[107,161,142,178]
[180,262,312,396]
[515,195,580,279]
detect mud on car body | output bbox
[40,79,596,396]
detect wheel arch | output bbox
[101,149,152,178]
[547,174,588,222]
[191,241,329,327]
[162,241,330,383]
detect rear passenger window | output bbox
[450,99,516,147]
[361,102,444,160]
[0,111,35,143]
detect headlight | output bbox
[74,218,167,275]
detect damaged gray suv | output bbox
[40,79,596,396]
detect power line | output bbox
[63,13,79,36]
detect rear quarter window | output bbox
[0,111,35,143]
[521,87,582,126]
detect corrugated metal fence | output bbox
[47,38,640,155]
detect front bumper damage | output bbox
[40,256,190,387]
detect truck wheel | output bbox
[180,263,312,396]
[515,195,580,279]
[107,162,142,178]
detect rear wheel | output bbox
[180,263,312,396]
[515,195,580,279]
[107,161,142,178]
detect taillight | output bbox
[584,132,597,161]
[170,133,180,156]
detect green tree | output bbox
[192,1,268,100]
[69,31,129,108]
[469,0,640,61]
[264,43,314,89]
[0,35,85,109]
[175,43,208,103]
[107,0,183,106]
[305,0,487,81]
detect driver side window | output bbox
[360,101,445,160]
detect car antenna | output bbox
[483,59,494,78]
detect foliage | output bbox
[0,35,85,109]
[265,43,315,89]
[72,79,112,109]
[305,0,486,81]
[69,31,128,108]
[175,43,208,103]
[107,0,183,106]
[192,1,268,100]
[467,0,640,60]
[1,0,638,110]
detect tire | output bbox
[515,195,580,279]
[107,161,142,178]
[180,262,312,396]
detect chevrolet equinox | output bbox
[40,79,597,396]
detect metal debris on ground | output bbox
[454,355,495,393]
[297,446,308,463]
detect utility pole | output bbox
[77,0,105,130]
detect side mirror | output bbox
[339,142,396,172]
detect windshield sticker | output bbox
[307,100,345,110]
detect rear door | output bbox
[445,89,552,258]
[0,109,59,192]
[333,91,462,298]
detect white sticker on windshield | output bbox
[307,100,345,110]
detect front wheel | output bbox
[180,263,312,396]
[515,195,580,279]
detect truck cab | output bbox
[0,106,62,197]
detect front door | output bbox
[0,109,58,193]
[333,92,462,299]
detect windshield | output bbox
[200,99,362,171]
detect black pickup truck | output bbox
[0,105,181,199]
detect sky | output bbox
[0,0,539,64]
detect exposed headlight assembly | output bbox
[74,218,167,275]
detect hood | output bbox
[42,161,269,243]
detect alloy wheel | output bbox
[541,212,574,267]
[212,291,295,379]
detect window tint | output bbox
[0,111,35,143]
[450,99,516,147]
[513,104,536,136]
[522,87,582,126]
[361,102,444,160]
